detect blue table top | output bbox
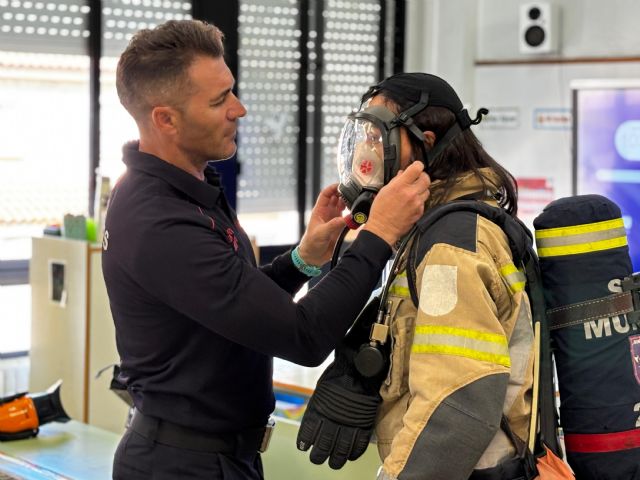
[0,421,120,480]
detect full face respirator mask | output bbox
[336,72,488,228]
[337,106,400,226]
[337,93,431,227]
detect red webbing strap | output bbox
[564,428,640,453]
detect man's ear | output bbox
[423,130,436,149]
[150,106,178,135]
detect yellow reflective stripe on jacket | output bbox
[412,325,511,367]
[535,218,627,257]
[499,263,526,293]
[389,271,410,297]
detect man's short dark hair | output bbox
[116,19,224,122]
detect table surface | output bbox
[0,416,379,480]
[0,421,120,480]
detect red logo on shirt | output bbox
[226,227,239,252]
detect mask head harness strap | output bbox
[354,88,432,180]
[362,73,489,173]
[389,91,431,169]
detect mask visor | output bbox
[337,116,385,203]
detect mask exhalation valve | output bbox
[350,190,376,226]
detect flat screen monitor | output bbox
[572,80,640,271]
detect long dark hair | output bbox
[371,92,519,216]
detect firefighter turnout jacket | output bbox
[376,168,535,480]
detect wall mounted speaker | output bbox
[519,2,560,54]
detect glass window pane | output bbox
[100,1,193,182]
[99,56,137,183]
[0,51,90,258]
[237,0,301,246]
[0,0,90,55]
[0,284,31,353]
[1,4,91,353]
[320,0,382,188]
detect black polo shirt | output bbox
[102,142,391,434]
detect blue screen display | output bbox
[576,87,640,272]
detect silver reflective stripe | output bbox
[535,226,627,248]
[499,263,526,294]
[412,325,511,367]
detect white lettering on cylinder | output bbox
[613,315,631,334]
[584,318,612,340]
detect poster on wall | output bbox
[533,108,572,130]
[48,260,67,307]
[573,80,640,271]
[516,177,555,233]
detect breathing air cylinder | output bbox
[534,194,640,479]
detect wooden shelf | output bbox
[475,56,640,66]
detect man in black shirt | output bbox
[104,19,430,479]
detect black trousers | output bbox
[112,428,264,479]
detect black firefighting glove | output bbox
[296,296,389,469]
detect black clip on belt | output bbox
[129,410,275,454]
[622,272,640,324]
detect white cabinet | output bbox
[29,236,129,434]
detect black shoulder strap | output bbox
[521,249,562,457]
[405,200,531,307]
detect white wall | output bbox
[405,0,478,104]
[404,0,640,211]
[477,0,640,60]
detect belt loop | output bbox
[233,431,244,456]
[134,409,159,442]
[233,429,257,456]
[147,414,159,443]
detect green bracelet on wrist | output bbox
[291,246,322,277]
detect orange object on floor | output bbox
[535,445,575,479]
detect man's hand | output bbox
[297,184,347,267]
[364,161,431,247]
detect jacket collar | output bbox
[122,141,222,209]
[426,167,501,209]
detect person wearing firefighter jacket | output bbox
[376,168,534,480]
[297,73,535,480]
